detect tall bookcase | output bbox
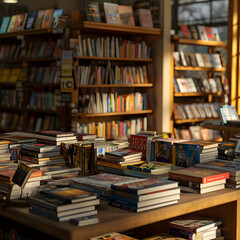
[170,35,227,138]
[70,21,161,140]
[0,28,65,132]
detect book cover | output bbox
[7,15,17,33]
[205,26,214,40]
[41,9,54,28]
[138,9,153,28]
[13,14,26,32]
[180,24,191,38]
[21,143,60,153]
[37,130,74,138]
[51,9,63,28]
[34,10,45,29]
[190,25,200,39]
[0,17,10,34]
[25,11,37,29]
[70,216,99,227]
[169,166,229,184]
[118,5,135,26]
[197,25,208,41]
[105,149,141,159]
[189,126,202,141]
[211,27,221,41]
[86,1,100,22]
[104,2,121,24]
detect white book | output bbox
[195,53,205,67]
[87,38,93,57]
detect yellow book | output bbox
[8,68,21,83]
[129,42,133,58]
[97,124,100,138]
[1,68,11,82]
[102,122,106,138]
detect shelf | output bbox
[26,108,57,114]
[0,188,239,240]
[0,57,59,63]
[174,66,226,72]
[77,83,153,88]
[174,92,222,97]
[76,56,153,63]
[72,110,153,118]
[0,82,16,87]
[174,118,218,124]
[0,106,22,111]
[0,28,63,39]
[24,82,60,88]
[171,35,227,48]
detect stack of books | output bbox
[19,143,65,166]
[217,142,235,161]
[70,173,138,199]
[88,232,137,240]
[0,139,13,165]
[97,149,143,175]
[29,187,99,222]
[143,233,186,240]
[36,131,77,146]
[169,166,229,194]
[109,178,180,212]
[170,218,223,239]
[196,160,240,189]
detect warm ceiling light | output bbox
[3,0,18,3]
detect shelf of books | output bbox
[69,7,161,139]
[171,24,227,142]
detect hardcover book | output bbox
[190,25,200,39]
[104,2,120,24]
[51,9,64,28]
[0,17,10,33]
[86,1,100,22]
[105,149,141,159]
[41,9,54,28]
[21,143,60,153]
[118,5,135,26]
[13,14,26,32]
[25,11,37,29]
[34,10,45,29]
[138,9,153,28]
[205,26,214,40]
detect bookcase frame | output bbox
[70,21,161,136]
[170,35,227,134]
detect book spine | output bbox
[108,200,138,212]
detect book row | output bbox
[0,67,60,84]
[73,35,151,59]
[174,77,223,93]
[0,89,23,108]
[76,64,148,86]
[71,117,148,140]
[175,127,222,141]
[0,9,64,34]
[28,92,60,111]
[180,24,222,41]
[174,51,223,69]
[77,92,148,114]
[0,40,61,61]
[173,102,220,120]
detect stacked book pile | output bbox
[196,160,240,189]
[0,139,13,165]
[89,232,137,240]
[19,143,64,166]
[217,142,235,161]
[169,166,229,194]
[97,149,143,175]
[170,218,223,240]
[124,161,172,179]
[109,178,180,212]
[29,187,99,222]
[0,165,44,200]
[143,233,186,240]
[70,173,138,199]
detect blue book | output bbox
[0,17,10,33]
[25,11,36,29]
[51,9,63,28]
[173,142,200,168]
[111,178,178,195]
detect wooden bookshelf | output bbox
[0,106,22,111]
[72,110,153,118]
[174,66,226,72]
[174,92,222,97]
[77,83,153,88]
[174,118,218,124]
[24,83,60,88]
[0,57,59,64]
[26,109,58,114]
[0,189,239,240]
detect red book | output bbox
[180,24,191,38]
[129,134,148,160]
[169,166,229,184]
[205,27,214,40]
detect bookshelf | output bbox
[170,35,227,140]
[0,189,239,239]
[0,28,64,133]
[70,21,161,139]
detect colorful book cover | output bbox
[138,9,153,28]
[118,5,135,26]
[21,143,60,152]
[169,166,229,184]
[173,142,200,167]
[180,24,191,38]
[105,148,141,158]
[104,2,121,24]
[205,26,214,40]
[25,11,37,29]
[0,17,10,33]
[86,1,100,23]
[41,9,54,28]
[34,10,45,29]
[13,14,26,32]
[51,9,64,28]
[144,233,186,240]
[7,15,17,33]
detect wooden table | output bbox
[0,188,240,240]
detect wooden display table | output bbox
[0,188,239,240]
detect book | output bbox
[86,1,100,23]
[189,126,202,141]
[25,11,37,29]
[197,25,208,41]
[190,25,200,39]
[143,233,186,240]
[13,14,26,32]
[41,9,54,28]
[34,10,45,29]
[105,149,141,160]
[211,27,221,41]
[21,143,60,153]
[205,26,214,40]
[180,24,191,38]
[7,15,17,33]
[111,178,178,195]
[118,5,135,26]
[138,9,153,28]
[169,166,229,184]
[0,135,36,143]
[89,232,137,240]
[37,130,74,138]
[51,9,63,28]
[0,17,10,34]
[104,2,121,24]
[70,216,99,226]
